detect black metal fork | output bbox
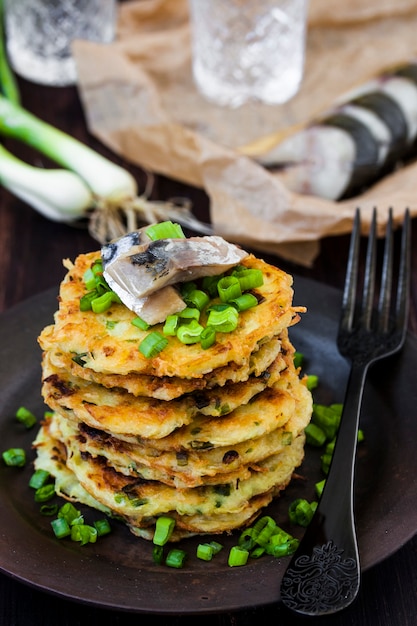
[280,208,411,616]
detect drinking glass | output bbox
[188,0,309,108]
[4,0,117,87]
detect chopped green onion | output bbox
[2,447,26,467]
[267,539,299,557]
[217,276,242,302]
[29,469,51,489]
[176,320,204,344]
[79,291,98,312]
[228,545,249,567]
[200,326,216,349]
[145,221,185,241]
[91,291,114,314]
[58,502,82,525]
[51,517,71,539]
[304,422,327,447]
[163,314,179,336]
[40,504,59,516]
[83,267,97,291]
[165,548,187,568]
[15,406,37,429]
[201,275,221,297]
[306,374,319,390]
[293,351,304,369]
[312,403,342,440]
[139,332,169,358]
[197,543,214,561]
[207,541,223,555]
[230,293,258,312]
[315,478,326,498]
[321,452,332,475]
[34,484,56,502]
[71,524,97,545]
[232,268,264,291]
[289,498,317,527]
[206,306,239,333]
[132,316,150,331]
[180,281,197,298]
[178,307,200,321]
[153,516,176,546]
[93,518,112,537]
[184,289,210,311]
[152,545,165,564]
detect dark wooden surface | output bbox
[1,77,417,626]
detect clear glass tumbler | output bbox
[188,0,309,108]
[4,0,117,87]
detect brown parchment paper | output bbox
[73,0,417,265]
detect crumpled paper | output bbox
[73,0,417,265]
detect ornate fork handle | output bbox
[280,363,366,615]
[281,208,411,616]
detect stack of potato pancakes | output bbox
[34,229,312,542]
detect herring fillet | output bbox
[103,236,249,299]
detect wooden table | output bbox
[1,78,417,626]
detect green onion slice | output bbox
[153,516,175,546]
[131,316,150,331]
[206,306,238,333]
[217,276,242,302]
[34,484,56,503]
[15,406,37,429]
[232,268,264,291]
[139,332,169,358]
[176,320,204,344]
[51,517,71,539]
[165,548,187,568]
[200,326,216,349]
[228,545,249,567]
[197,543,214,561]
[230,293,258,312]
[163,314,179,336]
[2,447,26,467]
[145,221,185,241]
[184,289,210,311]
[29,469,50,489]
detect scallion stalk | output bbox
[0,143,93,222]
[0,94,137,204]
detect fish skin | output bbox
[103,235,248,300]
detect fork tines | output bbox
[341,208,411,337]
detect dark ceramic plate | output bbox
[1,277,417,615]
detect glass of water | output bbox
[4,0,117,87]
[188,0,309,108]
